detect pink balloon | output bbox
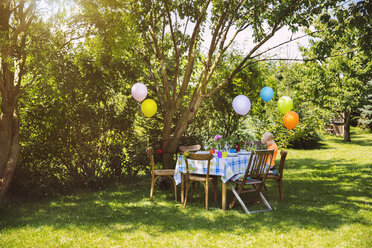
[131,83,148,102]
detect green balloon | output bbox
[277,96,293,114]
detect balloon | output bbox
[232,95,251,115]
[277,96,293,114]
[283,111,299,130]
[131,83,148,102]
[260,87,274,102]
[141,99,157,117]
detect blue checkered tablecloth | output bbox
[174,153,252,184]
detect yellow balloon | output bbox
[141,99,157,118]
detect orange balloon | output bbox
[283,111,299,130]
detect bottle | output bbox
[236,135,240,152]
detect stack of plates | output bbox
[238,150,251,155]
[227,153,238,157]
[195,151,210,154]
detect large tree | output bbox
[0,0,36,203]
[80,0,340,168]
[299,3,371,142]
[0,0,85,202]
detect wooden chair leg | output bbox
[213,178,218,206]
[229,193,238,209]
[264,183,267,191]
[183,180,190,208]
[228,182,250,214]
[278,180,284,203]
[181,174,184,203]
[150,175,156,200]
[229,183,243,209]
[205,181,209,210]
[170,176,177,202]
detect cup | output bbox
[230,148,236,153]
[209,149,215,154]
[217,151,222,158]
[222,152,227,158]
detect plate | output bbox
[227,153,238,157]
[238,151,251,155]
[195,151,210,154]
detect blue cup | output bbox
[230,148,236,153]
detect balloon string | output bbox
[147,125,150,147]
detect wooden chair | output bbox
[147,147,177,201]
[245,140,264,151]
[179,145,202,153]
[178,144,202,201]
[228,149,274,214]
[265,150,288,203]
[183,153,218,210]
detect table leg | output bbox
[181,173,184,204]
[222,181,226,211]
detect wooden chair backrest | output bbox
[184,153,213,181]
[246,140,264,151]
[146,147,155,174]
[278,150,288,178]
[241,149,274,184]
[179,145,202,153]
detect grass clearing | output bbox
[1,128,371,247]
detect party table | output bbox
[174,152,252,210]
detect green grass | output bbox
[1,128,371,247]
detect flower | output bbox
[157,149,162,155]
[214,134,222,141]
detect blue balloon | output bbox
[260,87,274,102]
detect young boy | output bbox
[261,132,278,173]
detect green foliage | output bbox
[297,8,372,141]
[8,0,358,197]
[359,80,372,130]
[12,18,147,197]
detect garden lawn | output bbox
[1,128,371,248]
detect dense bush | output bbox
[11,44,146,197]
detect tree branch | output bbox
[163,0,179,103]
[175,0,211,108]
[250,26,336,60]
[206,24,282,98]
[148,8,172,105]
[249,48,359,64]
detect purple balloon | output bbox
[232,95,251,115]
[131,83,148,102]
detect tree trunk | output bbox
[161,96,205,169]
[0,0,34,204]
[343,110,351,142]
[0,103,21,204]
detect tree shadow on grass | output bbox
[1,156,371,236]
[325,130,372,147]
